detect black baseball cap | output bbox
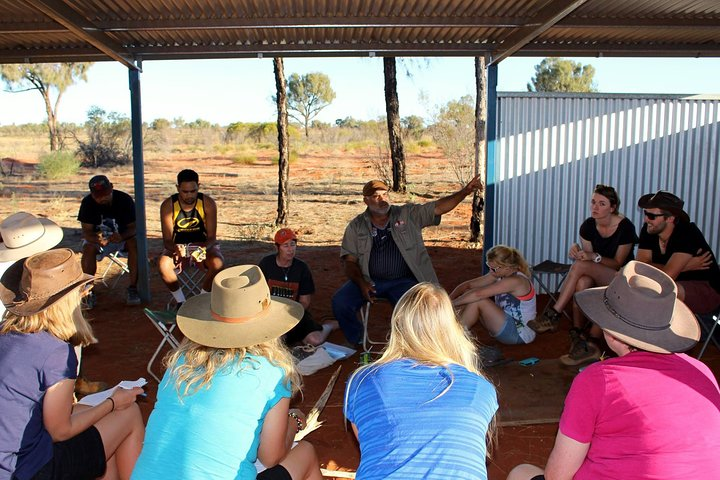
[89,175,112,195]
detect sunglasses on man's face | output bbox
[643,210,667,220]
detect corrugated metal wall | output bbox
[493,92,720,271]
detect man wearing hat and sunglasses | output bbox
[508,261,720,480]
[332,176,483,345]
[78,174,139,306]
[636,190,720,315]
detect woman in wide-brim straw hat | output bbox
[132,265,322,480]
[345,282,499,480]
[508,261,720,480]
[0,248,145,480]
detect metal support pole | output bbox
[128,60,151,302]
[483,63,499,272]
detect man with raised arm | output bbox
[158,169,224,307]
[332,177,483,345]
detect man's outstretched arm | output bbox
[433,175,484,216]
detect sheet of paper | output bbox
[77,377,147,406]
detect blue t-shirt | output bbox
[344,359,498,480]
[0,331,77,480]
[132,354,291,480]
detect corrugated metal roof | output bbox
[1,0,719,68]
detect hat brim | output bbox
[638,194,690,223]
[575,286,700,353]
[0,260,93,316]
[177,294,302,348]
[0,218,63,263]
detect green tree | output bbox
[430,95,476,185]
[1,63,92,151]
[527,57,597,93]
[286,72,336,137]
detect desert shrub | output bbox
[75,106,131,168]
[233,153,257,165]
[429,95,476,186]
[37,150,80,180]
[417,139,433,148]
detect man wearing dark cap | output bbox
[636,190,720,314]
[332,176,483,344]
[77,175,139,306]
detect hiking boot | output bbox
[560,332,601,366]
[126,286,141,305]
[528,308,561,333]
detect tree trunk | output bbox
[471,56,487,243]
[41,88,59,151]
[274,57,290,226]
[383,57,406,193]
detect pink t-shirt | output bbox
[560,352,720,479]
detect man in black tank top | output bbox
[158,169,224,306]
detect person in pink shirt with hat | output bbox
[508,261,720,480]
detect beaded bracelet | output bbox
[108,397,115,412]
[288,411,303,433]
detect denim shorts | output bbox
[491,314,526,345]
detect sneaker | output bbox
[82,291,97,310]
[126,286,141,305]
[528,308,561,333]
[560,332,601,366]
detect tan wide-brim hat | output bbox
[0,212,63,263]
[0,248,94,316]
[575,261,699,353]
[177,265,303,348]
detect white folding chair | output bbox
[144,308,181,382]
[530,260,573,322]
[166,256,206,309]
[360,298,390,354]
[98,250,130,289]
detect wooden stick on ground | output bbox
[295,365,342,441]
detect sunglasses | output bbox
[643,210,668,220]
[486,263,503,273]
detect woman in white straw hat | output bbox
[508,261,720,480]
[0,248,146,480]
[132,265,322,480]
[345,282,498,480]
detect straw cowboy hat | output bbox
[177,265,303,348]
[0,248,94,316]
[637,190,690,223]
[0,212,63,263]
[575,261,699,353]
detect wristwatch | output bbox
[593,253,602,263]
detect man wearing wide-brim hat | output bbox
[507,261,720,480]
[635,190,720,314]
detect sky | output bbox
[1,56,719,127]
